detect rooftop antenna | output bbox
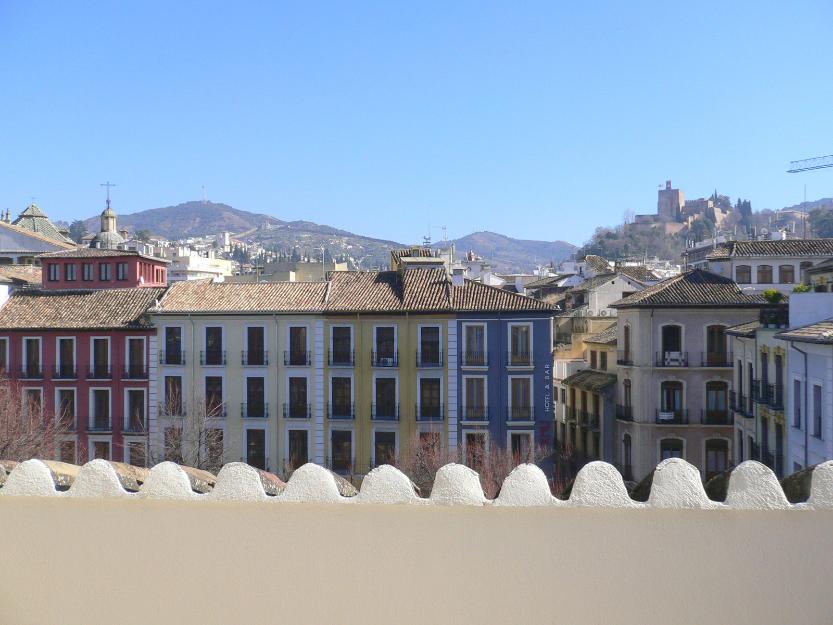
[100,181,116,209]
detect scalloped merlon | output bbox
[725,461,790,509]
[494,464,557,506]
[430,463,487,506]
[357,465,421,504]
[210,463,268,501]
[281,463,344,503]
[1,459,59,497]
[804,461,833,509]
[69,460,130,498]
[647,458,720,509]
[569,461,640,508]
[140,462,199,500]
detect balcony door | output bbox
[92,338,109,377]
[205,327,223,365]
[289,377,308,417]
[464,377,486,420]
[464,324,486,365]
[510,377,532,420]
[374,377,397,418]
[247,326,265,365]
[165,327,182,364]
[419,326,441,365]
[419,378,442,419]
[288,326,307,365]
[509,324,531,366]
[661,325,682,361]
[246,377,265,417]
[706,325,726,366]
[705,382,728,423]
[127,338,145,377]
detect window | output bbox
[91,389,110,430]
[757,265,773,284]
[623,379,632,407]
[246,326,266,365]
[47,263,59,281]
[57,389,75,429]
[465,432,487,470]
[288,377,308,418]
[735,265,751,284]
[509,324,531,366]
[0,337,6,373]
[659,381,683,420]
[126,337,145,377]
[659,438,684,461]
[793,380,802,428]
[705,382,728,423]
[116,262,128,280]
[245,377,265,417]
[510,377,532,420]
[23,388,42,417]
[82,263,94,281]
[330,326,353,365]
[287,430,309,469]
[164,376,183,415]
[287,326,306,365]
[374,326,397,365]
[99,263,112,281]
[590,351,597,369]
[165,427,183,463]
[661,325,682,360]
[813,384,823,438]
[246,429,266,470]
[510,432,533,462]
[91,338,110,377]
[331,430,353,473]
[622,325,631,363]
[419,326,441,366]
[59,441,76,464]
[164,327,183,365]
[374,377,397,419]
[600,351,608,371]
[205,377,223,416]
[126,390,145,432]
[127,441,147,468]
[330,377,353,418]
[23,337,41,377]
[92,441,111,460]
[64,263,76,281]
[774,355,784,407]
[705,325,727,366]
[374,431,396,466]
[57,338,75,377]
[463,324,486,366]
[204,327,224,365]
[779,264,795,284]
[418,378,442,419]
[705,439,729,480]
[464,377,486,420]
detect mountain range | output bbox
[83,201,577,272]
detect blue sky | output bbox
[1,1,831,246]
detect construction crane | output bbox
[787,154,833,173]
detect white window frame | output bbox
[54,387,77,425]
[461,322,488,368]
[507,322,533,367]
[372,372,399,417]
[89,387,112,429]
[508,375,534,423]
[462,374,488,423]
[0,336,8,369]
[203,324,226,365]
[243,323,269,365]
[22,336,42,371]
[657,437,687,463]
[65,263,77,281]
[203,372,227,416]
[55,336,76,373]
[89,336,112,371]
[329,324,355,354]
[21,386,43,417]
[161,324,186,367]
[123,438,148,467]
[371,425,399,467]
[462,429,491,457]
[124,336,147,371]
[506,430,534,460]
[416,373,444,415]
[329,371,355,417]
[123,388,147,430]
[87,437,112,461]
[702,436,732,473]
[243,372,268,417]
[57,437,77,464]
[284,323,310,364]
[285,372,311,418]
[373,324,398,364]
[417,323,443,362]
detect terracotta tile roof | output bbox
[611,269,769,309]
[583,323,617,345]
[11,204,74,244]
[452,277,553,312]
[776,319,833,344]
[706,239,833,260]
[390,247,434,264]
[583,255,613,273]
[0,220,76,252]
[0,264,42,285]
[561,369,617,392]
[524,275,565,289]
[156,280,328,313]
[616,265,661,283]
[38,248,170,263]
[725,321,760,338]
[0,287,165,330]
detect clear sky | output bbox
[1,1,832,247]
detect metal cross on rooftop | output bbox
[100,181,117,208]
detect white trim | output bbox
[87,437,112,461]
[461,322,488,368]
[22,335,42,372]
[243,371,268,417]
[328,323,355,356]
[461,374,488,423]
[462,429,490,455]
[89,336,112,373]
[506,430,534,461]
[416,372,444,417]
[371,426,399,467]
[285,323,311,366]
[328,371,355,418]
[703,435,733,472]
[124,335,147,372]
[123,387,147,430]
[286,372,312,419]
[88,387,112,430]
[202,324,226,366]
[417,323,443,363]
[243,323,268,366]
[160,324,186,369]
[122,438,148,467]
[507,374,534,418]
[21,385,43,416]
[507,321,533,368]
[55,336,76,375]
[53,386,77,425]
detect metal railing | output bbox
[655,351,689,367]
[283,350,309,366]
[700,409,733,426]
[205,402,228,418]
[87,420,112,432]
[242,350,269,366]
[87,365,112,379]
[729,391,754,418]
[616,404,633,421]
[655,408,689,424]
[415,403,445,421]
[328,350,354,366]
[201,350,227,366]
[158,401,187,417]
[241,402,269,418]
[159,350,186,365]
[416,350,444,368]
[19,365,43,379]
[509,405,533,421]
[52,366,77,379]
[616,350,633,366]
[371,402,400,421]
[371,351,399,367]
[123,366,148,379]
[283,403,311,419]
[461,351,488,367]
[461,406,488,422]
[752,379,767,403]
[507,352,533,367]
[767,384,784,410]
[327,402,355,420]
[123,419,147,433]
[701,351,733,367]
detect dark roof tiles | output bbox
[611,268,769,308]
[706,239,833,260]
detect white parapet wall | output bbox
[2,458,833,624]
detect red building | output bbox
[0,247,169,464]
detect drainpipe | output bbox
[790,342,810,469]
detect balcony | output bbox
[159,350,186,366]
[752,379,767,404]
[159,401,187,417]
[509,405,533,421]
[616,351,633,366]
[701,351,733,367]
[416,350,444,368]
[52,365,77,379]
[19,365,43,379]
[371,351,399,368]
[88,420,112,433]
[655,409,688,424]
[371,402,400,421]
[507,352,533,368]
[328,402,355,420]
[616,404,633,421]
[205,402,228,418]
[87,365,112,380]
[242,350,269,366]
[283,403,311,419]
[655,351,689,367]
[577,410,600,429]
[415,403,445,421]
[461,351,488,367]
[241,402,269,418]
[767,384,784,411]
[460,406,489,422]
[700,409,733,426]
[123,366,148,380]
[283,350,310,366]
[124,419,147,433]
[58,416,76,432]
[565,407,577,423]
[328,350,354,367]
[729,391,754,418]
[200,350,226,366]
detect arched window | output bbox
[757,265,773,284]
[705,439,729,480]
[705,381,729,424]
[622,434,633,480]
[621,325,631,364]
[705,325,727,366]
[736,265,751,284]
[660,438,684,461]
[779,264,795,284]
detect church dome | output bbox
[91,229,124,249]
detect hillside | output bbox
[84,201,576,271]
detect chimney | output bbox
[451,267,465,286]
[666,180,672,190]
